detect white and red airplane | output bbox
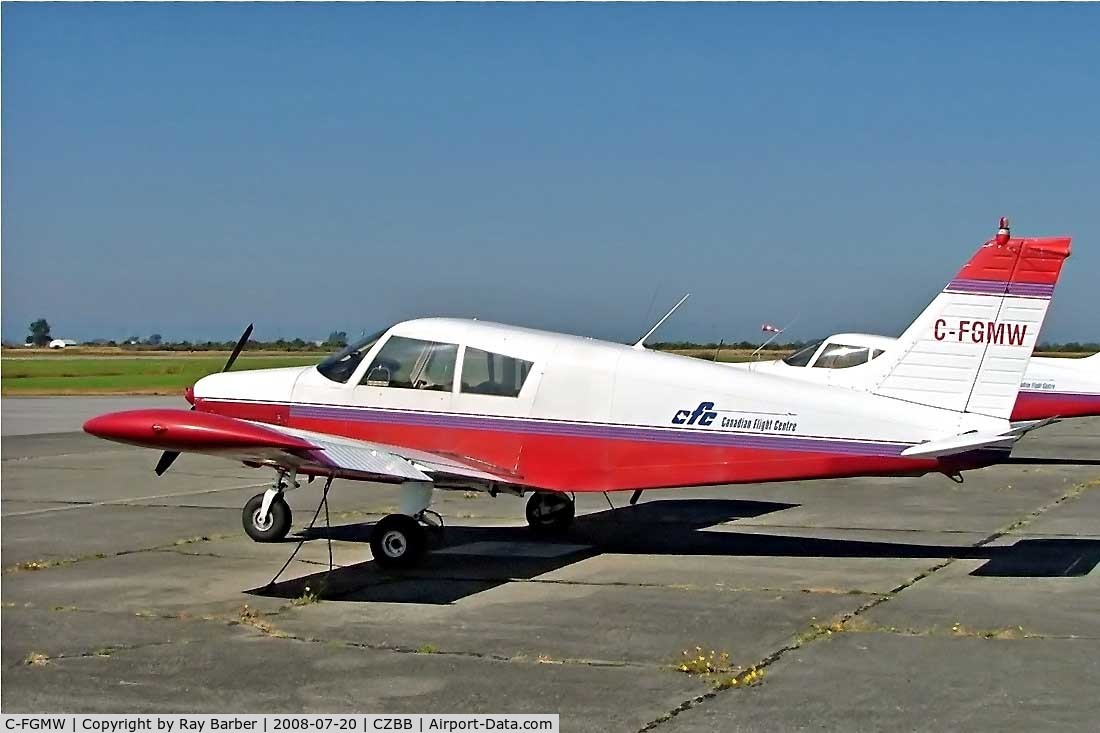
[84,221,1072,568]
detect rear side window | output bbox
[813,343,870,369]
[361,336,457,391]
[461,348,532,397]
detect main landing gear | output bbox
[243,473,577,566]
[370,481,442,569]
[243,470,298,542]
[525,491,575,534]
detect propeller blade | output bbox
[223,323,254,372]
[154,450,180,476]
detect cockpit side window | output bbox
[317,328,389,384]
[460,347,533,397]
[361,337,458,391]
[783,341,822,368]
[813,343,870,369]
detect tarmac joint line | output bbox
[636,476,1100,732]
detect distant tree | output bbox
[28,319,52,347]
[325,330,348,348]
[146,333,163,346]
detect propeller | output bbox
[223,323,254,374]
[154,323,254,476]
[154,450,180,476]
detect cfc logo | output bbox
[934,319,1028,346]
[672,401,718,426]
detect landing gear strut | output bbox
[243,470,296,542]
[526,491,575,534]
[370,481,439,569]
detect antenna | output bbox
[632,293,691,350]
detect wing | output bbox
[83,409,521,488]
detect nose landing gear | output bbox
[243,493,292,542]
[243,469,298,542]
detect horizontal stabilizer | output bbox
[901,418,1059,458]
[901,432,1016,458]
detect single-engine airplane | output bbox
[84,220,1072,568]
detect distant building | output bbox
[48,339,79,349]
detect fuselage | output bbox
[191,319,1011,493]
[731,334,1099,422]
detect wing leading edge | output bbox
[83,409,520,488]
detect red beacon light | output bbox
[995,216,1011,246]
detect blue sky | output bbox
[3,3,1098,345]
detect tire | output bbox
[242,493,292,542]
[370,514,428,569]
[526,491,575,534]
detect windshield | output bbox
[317,328,389,383]
[813,343,870,369]
[783,341,822,367]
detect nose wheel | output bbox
[243,492,292,542]
[526,491,575,534]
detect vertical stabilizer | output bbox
[870,220,1072,419]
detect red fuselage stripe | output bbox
[196,399,1001,492]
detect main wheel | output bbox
[526,491,575,534]
[242,493,292,542]
[370,514,428,569]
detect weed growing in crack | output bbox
[677,647,732,675]
[675,647,764,690]
[950,622,1027,640]
[292,585,321,606]
[713,666,765,690]
[7,554,107,573]
[173,536,211,546]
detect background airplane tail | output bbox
[870,222,1072,420]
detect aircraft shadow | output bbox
[248,499,1100,604]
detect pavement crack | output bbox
[637,477,1100,732]
[3,532,240,574]
[17,640,179,668]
